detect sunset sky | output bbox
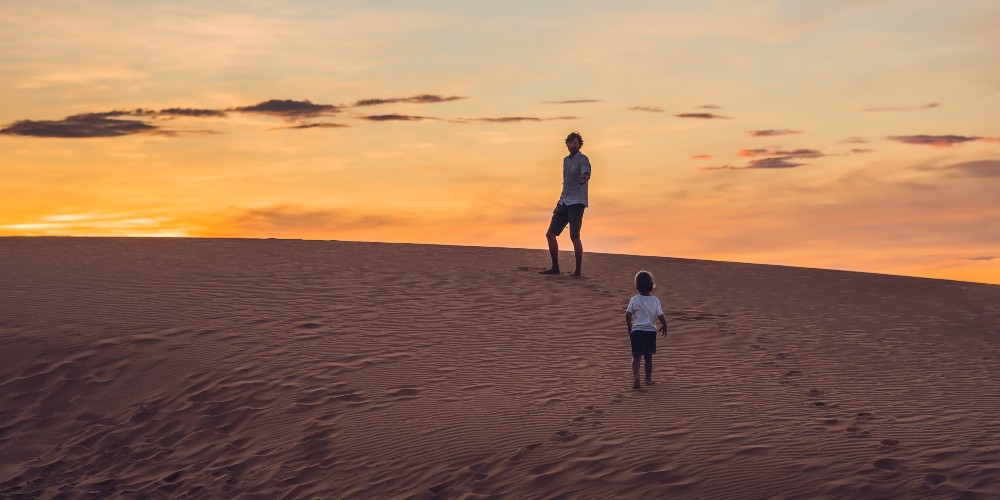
[2,1,998,284]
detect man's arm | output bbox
[625,311,633,333]
[579,171,590,185]
[658,314,668,337]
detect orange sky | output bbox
[2,2,998,284]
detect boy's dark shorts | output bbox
[629,331,657,356]
[547,203,586,239]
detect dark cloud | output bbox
[150,129,221,137]
[749,129,803,137]
[887,135,982,147]
[277,123,350,130]
[965,256,996,261]
[697,104,722,109]
[691,154,713,159]
[457,116,578,123]
[864,102,939,112]
[944,159,1000,178]
[851,148,874,154]
[700,157,806,170]
[231,99,341,119]
[354,94,466,107]
[675,113,732,119]
[0,113,157,138]
[157,108,227,118]
[0,106,229,138]
[80,107,226,119]
[358,114,434,121]
[628,106,664,113]
[738,148,825,159]
[747,158,805,168]
[544,99,602,104]
[843,137,870,144]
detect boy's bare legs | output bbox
[644,353,654,384]
[570,236,583,276]
[540,232,561,274]
[632,356,641,389]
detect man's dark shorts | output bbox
[547,202,586,239]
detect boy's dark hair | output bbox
[565,131,584,146]
[635,270,655,294]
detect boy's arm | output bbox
[658,314,668,336]
[625,311,633,333]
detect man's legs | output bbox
[541,231,560,274]
[541,204,569,274]
[568,204,586,276]
[570,236,583,276]
[644,352,653,384]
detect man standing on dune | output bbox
[541,131,591,277]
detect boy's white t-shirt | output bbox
[626,294,664,332]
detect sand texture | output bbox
[1,237,999,498]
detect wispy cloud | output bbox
[691,154,713,159]
[230,99,342,119]
[156,108,228,118]
[353,94,466,106]
[942,159,1000,177]
[865,102,939,112]
[456,116,578,123]
[737,148,825,159]
[749,129,803,137]
[544,99,602,104]
[675,113,732,119]
[628,106,664,113]
[358,114,435,121]
[0,113,157,138]
[746,158,805,169]
[276,122,350,130]
[703,149,820,171]
[697,105,722,109]
[887,134,988,148]
[700,157,806,171]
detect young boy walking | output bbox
[625,271,668,389]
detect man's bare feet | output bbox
[539,268,561,275]
[570,271,582,277]
[645,379,655,385]
[633,378,641,389]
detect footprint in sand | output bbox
[845,426,871,438]
[924,473,947,486]
[872,457,905,471]
[552,429,579,442]
[779,370,803,386]
[879,438,900,448]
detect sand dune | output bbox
[1,237,999,498]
